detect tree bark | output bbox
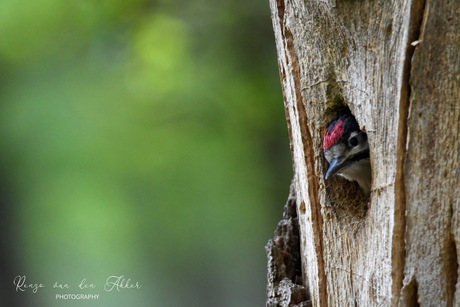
[267,0,459,306]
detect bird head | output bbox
[323,113,371,194]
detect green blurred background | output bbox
[0,1,291,306]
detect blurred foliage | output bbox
[0,1,291,306]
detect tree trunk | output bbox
[266,0,459,306]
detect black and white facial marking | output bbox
[323,114,371,194]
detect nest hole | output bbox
[322,104,370,223]
[325,178,368,222]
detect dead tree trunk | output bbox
[266,0,459,306]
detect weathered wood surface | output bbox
[399,1,460,306]
[268,0,459,306]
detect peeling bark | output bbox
[266,183,311,307]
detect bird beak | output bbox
[325,158,345,180]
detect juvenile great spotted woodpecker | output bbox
[323,113,371,195]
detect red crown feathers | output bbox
[323,117,346,151]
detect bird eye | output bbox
[349,136,359,147]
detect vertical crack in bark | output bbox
[275,0,285,26]
[447,232,459,306]
[284,28,328,307]
[402,277,421,306]
[392,0,428,305]
[275,0,293,159]
[446,204,458,306]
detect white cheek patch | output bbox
[347,142,368,158]
[324,144,346,162]
[345,133,369,158]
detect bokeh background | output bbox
[0,1,291,306]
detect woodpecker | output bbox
[323,113,371,195]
